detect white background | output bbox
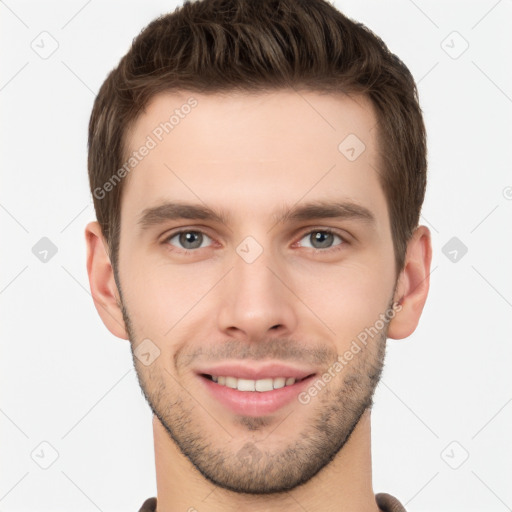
[1,1,511,511]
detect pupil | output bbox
[313,231,332,248]
[180,231,202,249]
[178,231,333,250]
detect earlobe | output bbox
[387,225,432,340]
[85,221,129,340]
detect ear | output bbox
[388,225,432,339]
[85,221,129,340]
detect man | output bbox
[85,0,431,510]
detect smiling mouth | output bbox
[200,373,315,392]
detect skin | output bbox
[86,90,431,512]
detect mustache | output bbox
[177,338,338,368]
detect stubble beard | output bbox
[119,296,389,495]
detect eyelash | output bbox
[162,228,347,255]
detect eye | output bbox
[162,228,346,254]
[297,229,345,251]
[165,230,213,251]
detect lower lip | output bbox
[198,374,316,417]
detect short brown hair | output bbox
[88,0,426,277]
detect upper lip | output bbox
[195,362,316,381]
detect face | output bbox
[116,90,398,493]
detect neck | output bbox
[152,409,381,512]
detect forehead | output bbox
[120,89,387,229]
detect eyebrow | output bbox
[137,199,376,232]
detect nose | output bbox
[216,246,298,342]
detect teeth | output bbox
[209,375,298,392]
[273,377,286,389]
[255,378,273,392]
[238,378,256,391]
[225,376,237,389]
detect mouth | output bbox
[196,369,317,417]
[200,373,314,392]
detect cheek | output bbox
[121,257,217,337]
[120,235,396,346]
[292,259,394,343]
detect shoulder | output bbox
[375,492,407,512]
[137,497,157,512]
